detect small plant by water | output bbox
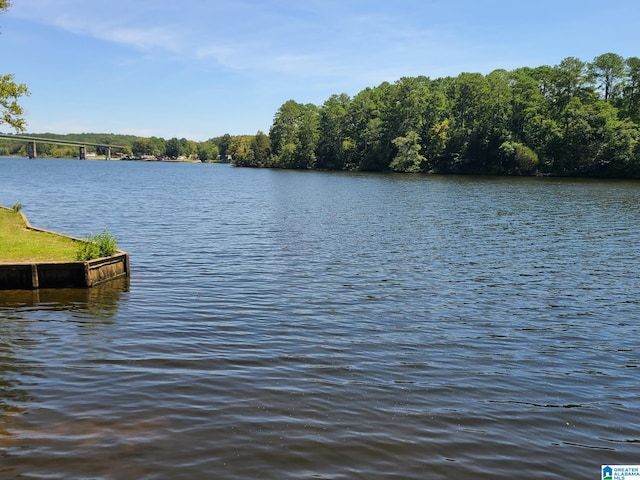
[12,202,22,212]
[76,229,118,261]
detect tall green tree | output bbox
[269,100,319,169]
[0,74,28,131]
[386,77,426,172]
[620,57,640,122]
[509,67,548,145]
[418,77,452,171]
[550,57,591,112]
[384,76,452,172]
[165,137,181,158]
[132,138,154,156]
[445,72,491,171]
[346,83,393,171]
[555,97,633,175]
[588,52,626,102]
[197,141,219,162]
[316,93,351,170]
[180,138,197,158]
[449,73,486,132]
[390,130,425,172]
[149,137,166,158]
[250,131,271,166]
[1,2,30,131]
[228,135,254,165]
[477,69,514,171]
[215,133,232,159]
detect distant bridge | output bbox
[0,133,127,159]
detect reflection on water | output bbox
[0,320,34,419]
[0,277,128,460]
[0,276,129,318]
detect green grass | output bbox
[0,207,79,262]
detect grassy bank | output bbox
[0,207,78,262]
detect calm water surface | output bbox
[0,157,639,479]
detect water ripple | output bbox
[1,159,640,478]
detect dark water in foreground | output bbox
[0,157,639,479]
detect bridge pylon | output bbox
[27,141,37,159]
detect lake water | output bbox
[0,157,639,479]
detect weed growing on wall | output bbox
[76,229,118,261]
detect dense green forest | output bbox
[3,53,640,177]
[234,53,640,178]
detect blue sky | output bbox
[2,0,639,141]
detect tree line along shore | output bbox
[2,53,640,178]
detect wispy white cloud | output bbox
[12,2,185,54]
[10,0,637,139]
[97,26,184,54]
[9,0,468,83]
